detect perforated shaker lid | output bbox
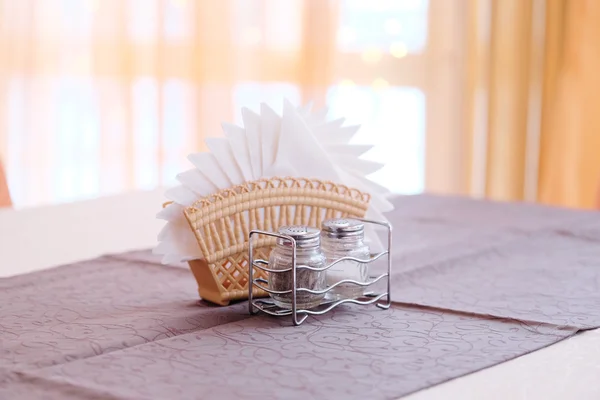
[277,225,321,248]
[321,218,364,239]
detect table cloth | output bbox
[1,194,598,399]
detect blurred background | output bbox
[0,0,598,210]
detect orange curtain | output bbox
[459,0,600,209]
[538,0,600,209]
[459,0,541,202]
[3,0,597,209]
[0,0,340,207]
[0,0,440,208]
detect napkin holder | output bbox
[183,177,370,306]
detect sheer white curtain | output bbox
[0,0,459,208]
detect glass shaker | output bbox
[268,225,327,309]
[321,218,370,300]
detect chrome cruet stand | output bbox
[248,218,392,326]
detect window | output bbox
[1,0,466,208]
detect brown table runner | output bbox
[1,195,599,399]
[1,304,573,400]
[392,231,600,329]
[384,195,600,329]
[0,254,250,370]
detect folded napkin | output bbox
[154,100,394,264]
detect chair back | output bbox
[0,160,11,208]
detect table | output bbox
[1,190,599,399]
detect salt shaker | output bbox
[268,225,327,309]
[321,218,370,300]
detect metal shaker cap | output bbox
[321,218,364,239]
[277,225,321,248]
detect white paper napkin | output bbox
[154,99,393,263]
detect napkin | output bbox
[154,99,394,263]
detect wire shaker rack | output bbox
[248,218,392,326]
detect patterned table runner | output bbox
[1,195,598,399]
[385,195,600,329]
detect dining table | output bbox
[1,189,599,399]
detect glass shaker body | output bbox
[321,219,370,300]
[267,226,326,309]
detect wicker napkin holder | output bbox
[182,177,371,306]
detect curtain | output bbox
[461,0,600,209]
[0,0,435,208]
[0,0,343,207]
[460,0,544,202]
[1,0,598,210]
[538,0,600,209]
